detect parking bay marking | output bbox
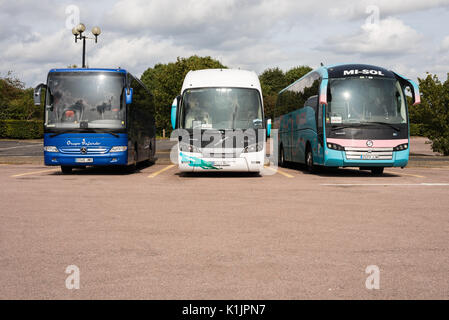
[11,168,59,177]
[264,166,294,178]
[148,164,175,178]
[0,144,42,151]
[394,172,425,178]
[321,183,449,186]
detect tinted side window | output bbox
[304,95,318,112]
[130,75,155,135]
[274,72,321,117]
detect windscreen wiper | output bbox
[50,130,120,138]
[49,131,77,138]
[331,124,365,131]
[360,122,400,131]
[102,132,120,138]
[89,129,120,138]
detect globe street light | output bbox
[72,23,101,68]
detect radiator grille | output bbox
[58,147,108,154]
[345,147,393,160]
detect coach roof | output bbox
[325,64,396,79]
[181,69,261,93]
[49,68,127,73]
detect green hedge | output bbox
[0,120,43,139]
[410,123,426,137]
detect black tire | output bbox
[61,166,72,174]
[279,145,285,167]
[371,167,384,175]
[305,147,315,174]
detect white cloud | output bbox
[1,0,448,86]
[318,17,423,56]
[329,0,449,20]
[86,34,287,78]
[2,30,79,64]
[88,37,199,77]
[440,36,449,52]
[103,0,307,48]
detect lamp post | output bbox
[72,23,101,68]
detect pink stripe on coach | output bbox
[326,138,408,148]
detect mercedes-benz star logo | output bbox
[80,147,87,154]
[366,140,374,147]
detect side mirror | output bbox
[266,118,272,137]
[126,88,133,104]
[393,72,421,106]
[171,96,180,129]
[34,83,46,106]
[319,79,328,106]
[408,79,421,106]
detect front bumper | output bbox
[178,151,264,172]
[324,149,409,167]
[44,151,128,166]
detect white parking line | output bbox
[264,166,294,178]
[11,168,59,177]
[321,183,449,186]
[0,144,42,151]
[393,172,425,178]
[148,165,175,178]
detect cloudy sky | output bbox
[1,0,448,87]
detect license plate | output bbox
[75,158,93,163]
[212,161,232,167]
[361,154,378,160]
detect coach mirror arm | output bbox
[393,72,421,106]
[33,83,47,106]
[125,87,133,104]
[266,118,271,138]
[171,95,181,130]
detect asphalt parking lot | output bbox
[1,156,448,299]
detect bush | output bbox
[140,56,227,136]
[429,135,449,155]
[0,120,43,139]
[409,123,425,136]
[416,73,449,155]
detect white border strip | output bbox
[321,183,449,186]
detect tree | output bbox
[140,56,226,135]
[0,71,42,120]
[259,68,286,119]
[411,73,449,155]
[285,65,312,85]
[0,71,24,106]
[259,67,287,96]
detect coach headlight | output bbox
[110,146,127,152]
[326,143,345,151]
[44,146,59,152]
[393,143,408,151]
[243,143,263,153]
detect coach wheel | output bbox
[61,166,72,174]
[305,148,315,174]
[371,167,384,176]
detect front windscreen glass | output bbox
[45,72,126,129]
[180,88,263,130]
[327,78,407,125]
